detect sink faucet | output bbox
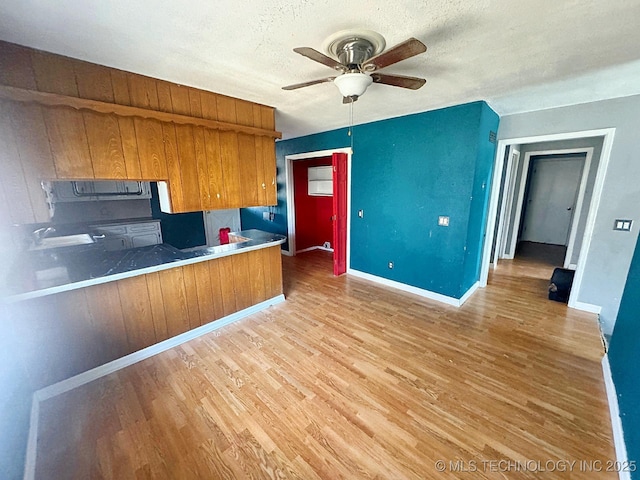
[32,226,56,245]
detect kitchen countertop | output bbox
[2,229,285,303]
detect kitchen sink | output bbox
[30,233,95,251]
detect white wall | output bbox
[497,95,640,335]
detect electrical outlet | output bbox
[262,211,270,221]
[613,219,633,231]
[388,262,394,269]
[438,216,450,227]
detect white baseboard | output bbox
[571,301,602,314]
[281,249,293,256]
[347,269,478,308]
[459,282,480,306]
[23,395,40,480]
[296,246,334,254]
[602,355,631,480]
[23,294,285,480]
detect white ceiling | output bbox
[1,0,640,139]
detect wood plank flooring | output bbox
[34,251,615,479]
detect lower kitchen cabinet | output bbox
[93,220,162,251]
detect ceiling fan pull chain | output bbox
[349,100,354,151]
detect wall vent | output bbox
[489,131,497,144]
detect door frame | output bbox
[480,128,615,313]
[492,147,520,265]
[284,147,353,266]
[502,147,593,268]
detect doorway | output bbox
[285,148,352,276]
[292,157,333,253]
[500,148,593,270]
[480,129,615,312]
[518,154,586,267]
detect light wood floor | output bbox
[34,251,615,479]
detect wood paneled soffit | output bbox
[0,85,282,139]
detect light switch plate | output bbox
[438,216,450,227]
[358,210,364,218]
[262,211,270,221]
[613,219,633,231]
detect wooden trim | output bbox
[0,84,282,139]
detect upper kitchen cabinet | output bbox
[0,41,280,224]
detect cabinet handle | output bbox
[261,183,266,189]
[217,193,220,199]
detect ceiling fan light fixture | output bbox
[334,73,373,98]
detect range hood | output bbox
[43,180,152,203]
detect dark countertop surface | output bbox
[3,229,285,303]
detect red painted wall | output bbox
[293,157,333,251]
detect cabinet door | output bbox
[120,181,147,195]
[263,137,277,205]
[259,107,277,206]
[174,124,202,212]
[91,181,120,195]
[237,133,258,207]
[218,132,242,208]
[103,236,130,251]
[130,232,161,248]
[72,181,95,198]
[203,129,227,210]
[126,222,160,233]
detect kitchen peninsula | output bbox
[3,230,285,393]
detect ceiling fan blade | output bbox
[293,47,346,71]
[282,77,336,90]
[371,73,426,90]
[361,38,427,72]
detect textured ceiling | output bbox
[1,0,640,139]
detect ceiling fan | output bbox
[282,29,427,103]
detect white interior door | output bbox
[521,157,583,245]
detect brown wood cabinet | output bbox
[0,41,280,224]
[6,246,283,394]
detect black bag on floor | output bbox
[548,268,575,303]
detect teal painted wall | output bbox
[242,101,499,298]
[150,183,206,249]
[609,232,640,478]
[462,104,500,292]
